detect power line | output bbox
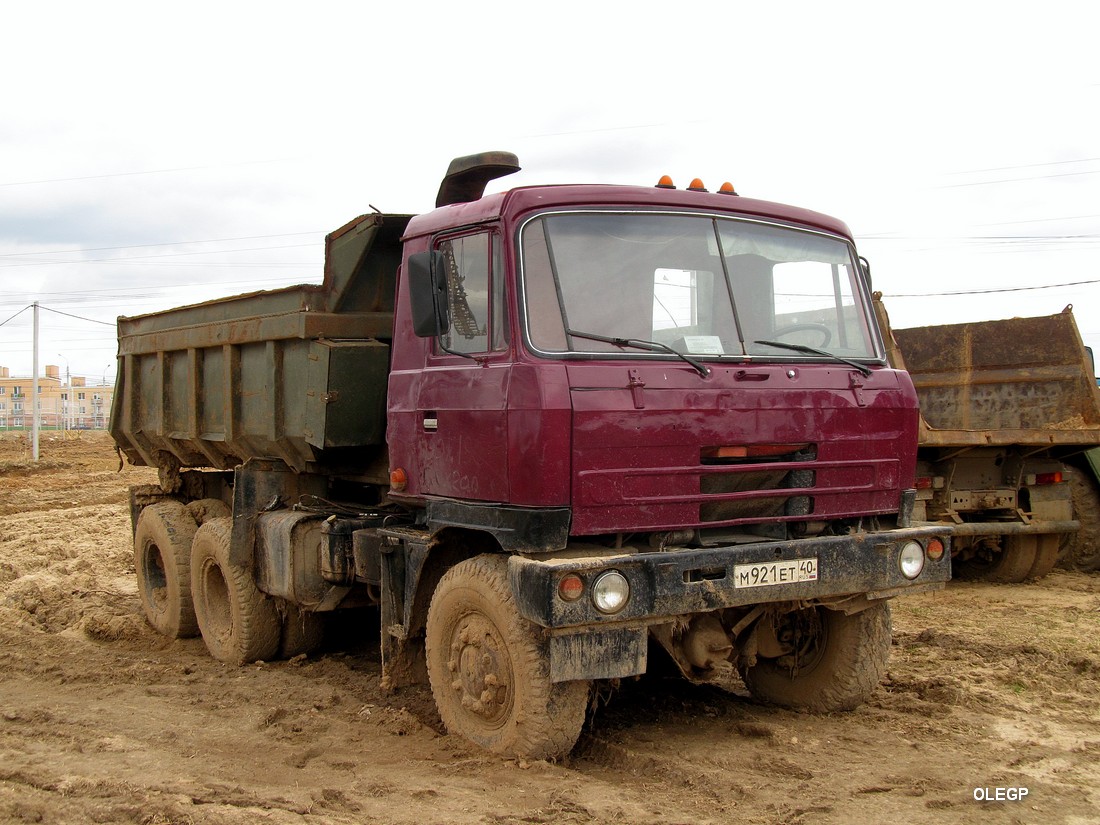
[943,156,1100,176]
[937,168,1100,189]
[886,277,1100,298]
[0,230,324,259]
[0,305,31,328]
[39,305,116,327]
[0,242,317,269]
[0,157,295,188]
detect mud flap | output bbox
[379,537,430,690]
[549,627,647,682]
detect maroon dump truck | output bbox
[110,153,950,759]
[875,297,1100,580]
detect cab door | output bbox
[413,229,512,502]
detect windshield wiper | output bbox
[567,329,711,378]
[754,340,873,377]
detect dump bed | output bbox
[109,213,411,475]
[874,296,1100,447]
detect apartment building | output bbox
[0,365,114,430]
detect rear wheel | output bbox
[1062,466,1100,571]
[954,535,1037,583]
[740,602,891,712]
[134,501,199,638]
[191,518,280,664]
[1026,534,1061,580]
[425,555,589,759]
[186,498,231,525]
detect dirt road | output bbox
[2,432,1098,824]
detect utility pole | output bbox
[31,301,40,462]
[31,301,39,461]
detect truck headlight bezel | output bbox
[591,570,630,614]
[899,540,925,579]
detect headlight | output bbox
[899,541,925,579]
[591,570,630,614]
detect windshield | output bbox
[520,212,876,360]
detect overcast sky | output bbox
[2,1,1098,383]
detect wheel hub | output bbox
[447,614,511,723]
[774,608,825,672]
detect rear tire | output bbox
[1025,534,1061,580]
[186,498,231,525]
[740,602,891,712]
[425,555,589,759]
[134,501,199,638]
[1062,465,1100,571]
[954,535,1037,583]
[191,518,280,665]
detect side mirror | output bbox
[408,251,450,337]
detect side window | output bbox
[437,232,507,355]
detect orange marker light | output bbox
[558,573,584,601]
[718,181,739,195]
[687,178,708,192]
[390,467,408,492]
[656,175,676,189]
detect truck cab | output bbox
[390,178,917,534]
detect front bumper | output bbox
[509,525,951,630]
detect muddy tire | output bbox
[186,498,231,525]
[954,535,1037,583]
[1026,534,1061,580]
[279,603,326,658]
[190,518,280,665]
[425,555,589,760]
[1062,466,1100,572]
[134,501,199,638]
[740,602,890,712]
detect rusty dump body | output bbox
[875,298,1100,447]
[874,295,1100,578]
[109,212,411,482]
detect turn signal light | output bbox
[390,467,408,492]
[558,573,584,602]
[702,443,809,459]
[926,538,945,561]
[1027,471,1063,485]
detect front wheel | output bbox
[425,555,589,760]
[740,602,891,712]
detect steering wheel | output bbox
[771,323,832,348]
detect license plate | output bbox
[734,557,818,589]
